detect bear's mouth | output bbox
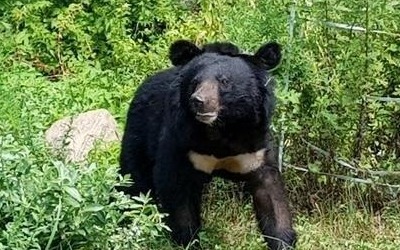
[195,112,218,125]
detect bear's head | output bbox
[169,40,281,127]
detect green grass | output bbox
[206,181,400,250]
[137,180,400,250]
[198,183,400,250]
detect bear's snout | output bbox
[190,95,205,110]
[190,81,220,113]
[189,80,220,124]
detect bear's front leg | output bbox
[247,165,296,250]
[167,196,202,247]
[153,148,209,248]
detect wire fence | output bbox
[278,1,400,195]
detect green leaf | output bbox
[308,162,321,173]
[83,204,104,213]
[64,186,83,203]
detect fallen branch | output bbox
[301,138,400,176]
[284,162,400,189]
[302,17,400,37]
[366,96,400,103]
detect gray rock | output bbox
[45,109,120,162]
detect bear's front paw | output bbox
[171,228,201,249]
[266,228,297,250]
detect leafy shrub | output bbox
[0,133,168,249]
[0,0,227,77]
[0,54,171,248]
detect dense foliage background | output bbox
[0,0,399,249]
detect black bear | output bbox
[119,40,296,249]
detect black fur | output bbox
[169,40,241,66]
[169,40,202,66]
[119,40,296,249]
[202,41,241,55]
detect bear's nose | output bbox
[190,95,204,110]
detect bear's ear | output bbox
[202,42,240,55]
[254,42,282,70]
[169,40,202,66]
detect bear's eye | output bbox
[219,77,231,90]
[219,77,232,91]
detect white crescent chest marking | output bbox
[188,148,266,174]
